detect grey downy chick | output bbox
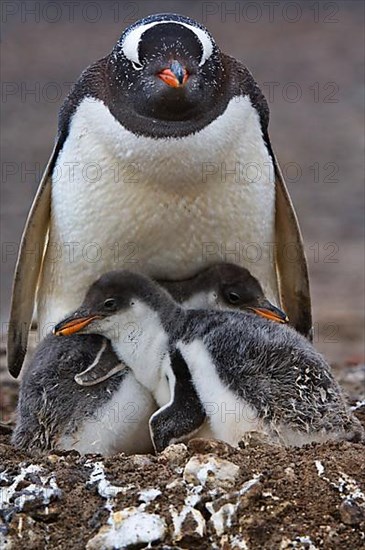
[12,333,156,456]
[53,271,363,452]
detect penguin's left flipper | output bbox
[149,349,206,453]
[74,337,127,386]
[274,158,313,340]
[7,144,60,378]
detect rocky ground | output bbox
[1,337,364,549]
[1,428,364,549]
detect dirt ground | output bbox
[1,419,364,550]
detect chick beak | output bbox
[158,60,189,88]
[248,301,289,324]
[53,312,102,336]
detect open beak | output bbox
[158,60,189,88]
[248,301,289,324]
[53,312,102,336]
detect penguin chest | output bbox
[59,371,156,455]
[44,96,277,321]
[177,340,260,446]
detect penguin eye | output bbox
[227,292,240,304]
[104,298,117,311]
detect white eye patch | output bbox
[121,20,214,68]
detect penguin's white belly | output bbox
[39,96,277,326]
[58,371,156,456]
[177,340,261,446]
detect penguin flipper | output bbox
[74,337,127,386]
[274,158,312,339]
[7,144,58,378]
[149,349,206,453]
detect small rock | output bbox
[339,499,364,525]
[0,444,10,456]
[208,502,238,536]
[170,505,206,541]
[221,534,249,549]
[207,476,262,517]
[86,507,166,549]
[15,480,31,491]
[165,479,182,491]
[158,444,188,465]
[284,466,296,481]
[183,455,239,489]
[280,537,293,549]
[129,455,154,469]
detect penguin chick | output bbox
[160,262,289,321]
[12,334,156,456]
[76,263,288,386]
[54,271,363,452]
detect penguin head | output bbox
[191,263,289,324]
[108,14,225,128]
[53,271,176,339]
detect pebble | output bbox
[86,507,166,549]
[339,498,364,525]
[183,454,239,490]
[158,443,189,465]
[170,505,206,541]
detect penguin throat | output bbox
[135,95,202,123]
[108,95,231,139]
[106,68,230,138]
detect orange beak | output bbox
[53,315,101,336]
[158,60,189,88]
[249,306,289,324]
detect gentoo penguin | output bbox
[76,262,288,386]
[8,12,312,379]
[54,271,363,451]
[13,263,287,454]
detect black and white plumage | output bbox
[52,271,363,452]
[76,262,288,386]
[13,264,286,455]
[8,12,311,379]
[12,334,156,456]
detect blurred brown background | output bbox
[1,0,364,362]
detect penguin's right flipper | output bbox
[149,349,206,453]
[7,144,60,378]
[74,337,127,386]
